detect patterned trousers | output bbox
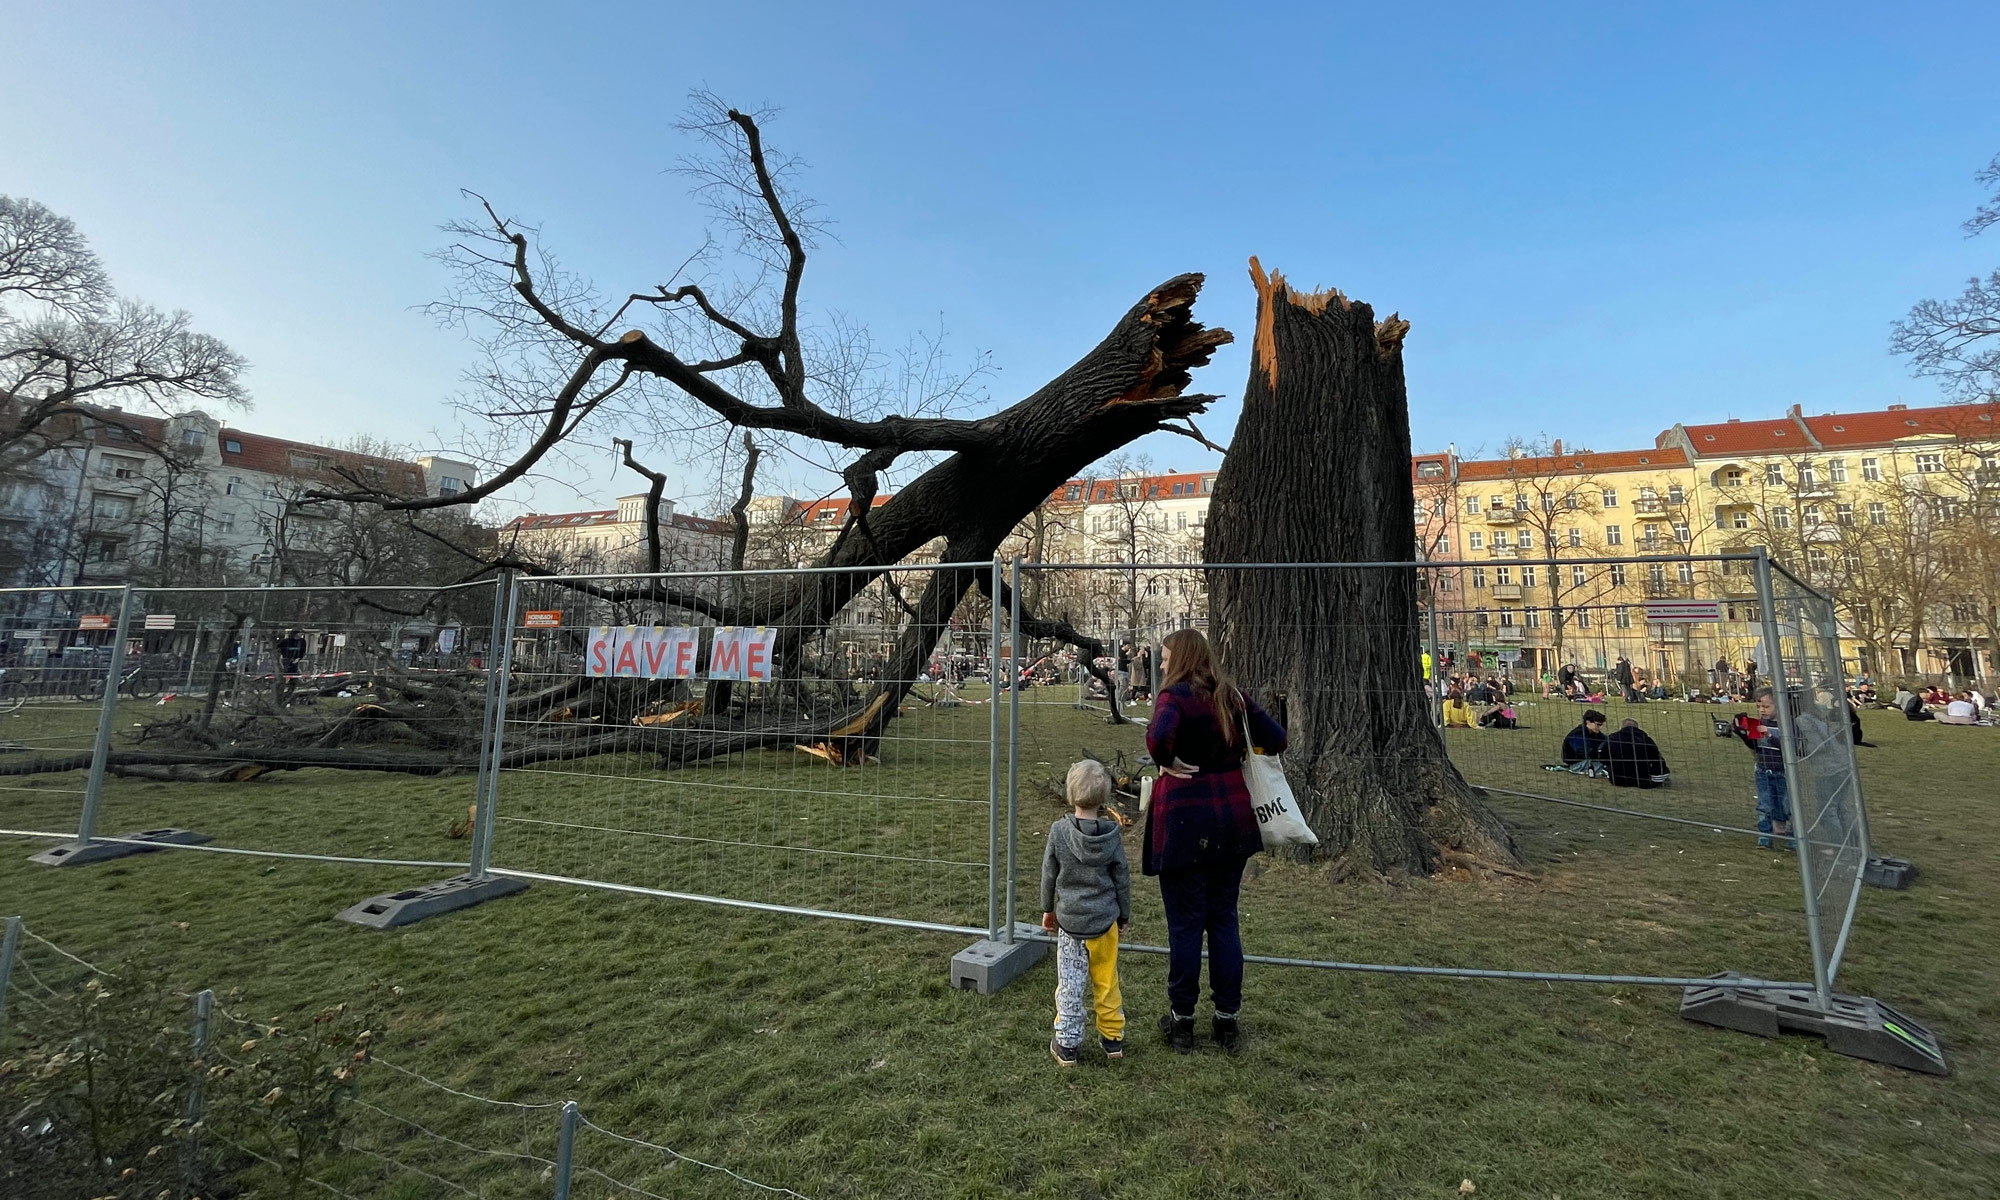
[1052,925,1125,1047]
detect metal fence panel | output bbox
[0,585,142,839]
[56,581,500,865]
[484,564,999,934]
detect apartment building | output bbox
[500,494,733,574]
[0,403,478,590]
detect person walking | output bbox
[1143,629,1287,1055]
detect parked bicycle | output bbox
[72,658,164,703]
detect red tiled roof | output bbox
[1799,401,2000,448]
[217,428,425,494]
[1049,470,1216,504]
[1456,447,1688,481]
[1669,416,1810,456]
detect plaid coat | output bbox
[1142,683,1288,875]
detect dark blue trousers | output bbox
[1158,856,1248,1016]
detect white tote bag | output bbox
[1240,713,1317,848]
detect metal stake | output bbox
[76,585,135,847]
[183,988,214,1195]
[552,1100,579,1200]
[0,916,20,1033]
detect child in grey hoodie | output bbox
[1040,760,1131,1065]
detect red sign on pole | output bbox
[78,614,113,630]
[522,610,563,629]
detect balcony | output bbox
[1976,469,2000,490]
[1634,540,1684,556]
[1494,625,1526,643]
[1489,583,1524,601]
[1632,500,1671,519]
[1643,581,1683,599]
[1484,508,1522,525]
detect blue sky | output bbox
[4,1,1995,513]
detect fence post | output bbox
[75,584,136,847]
[1004,557,1023,943]
[0,915,20,1034]
[551,1100,579,1200]
[182,988,214,1196]
[468,572,515,879]
[1425,566,1444,727]
[986,558,1003,942]
[1753,549,1833,1011]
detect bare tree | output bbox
[0,197,247,467]
[1892,153,2000,402]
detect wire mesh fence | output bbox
[1008,556,1857,991]
[0,586,132,838]
[484,564,1001,935]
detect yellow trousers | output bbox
[1052,924,1124,1045]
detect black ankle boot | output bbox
[1211,1012,1243,1054]
[1158,1012,1195,1054]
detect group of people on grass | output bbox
[1885,682,1993,725]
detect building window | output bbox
[1731,510,1749,529]
[1835,503,1854,526]
[1601,488,1618,508]
[1798,462,1818,488]
[1724,469,1744,487]
[1673,522,1690,542]
[1648,563,1666,588]
[1868,502,1887,526]
[1807,548,1829,578]
[439,476,463,496]
[1614,606,1631,629]
[1467,531,1484,551]
[1640,525,1661,547]
[1802,506,1820,529]
[1568,528,1582,547]
[1771,506,1791,530]
[1521,565,1537,587]
[1525,606,1540,628]
[1604,524,1621,546]
[1498,608,1515,627]
[1464,496,1480,516]
[1491,531,1509,549]
[1517,529,1534,549]
[1442,612,1456,629]
[1667,484,1685,505]
[1861,457,1881,482]
[99,454,144,480]
[1471,567,1487,589]
[1541,494,1556,512]
[91,494,132,522]
[1829,458,1848,483]
[224,438,242,454]
[1577,609,1592,629]
[85,536,125,564]
[1678,561,1694,584]
[1571,565,1587,587]
[179,428,204,448]
[1474,608,1489,628]
[1609,563,1627,586]
[1765,463,1784,486]
[263,484,278,499]
[215,512,235,533]
[1915,452,1943,474]
[1489,495,1505,511]
[1417,461,1444,479]
[1494,566,1511,586]
[1514,493,1530,512]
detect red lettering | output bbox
[674,637,696,677]
[614,637,640,677]
[642,637,670,678]
[746,639,769,681]
[710,634,741,678]
[589,634,609,676]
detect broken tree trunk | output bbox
[1204,259,1521,877]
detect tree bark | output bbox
[1204,259,1521,877]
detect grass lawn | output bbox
[2,691,1997,1198]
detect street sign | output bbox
[1644,599,1722,623]
[78,614,112,630]
[523,610,563,629]
[143,613,176,630]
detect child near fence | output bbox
[1731,687,1794,850]
[1040,759,1131,1066]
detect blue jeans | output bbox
[1755,767,1792,843]
[1159,858,1248,1016]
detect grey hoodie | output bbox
[1040,815,1131,938]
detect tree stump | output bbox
[1205,259,1521,877]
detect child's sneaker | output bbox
[1100,1036,1124,1059]
[1049,1038,1080,1067]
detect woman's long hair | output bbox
[1160,629,1243,745]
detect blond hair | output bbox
[1065,760,1113,812]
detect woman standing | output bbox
[1143,629,1288,1054]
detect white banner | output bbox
[586,626,702,679]
[1644,599,1723,623]
[707,626,777,681]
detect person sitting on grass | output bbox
[1442,687,1475,728]
[1478,701,1518,729]
[1898,690,1935,722]
[1731,688,1793,850]
[1559,710,1610,775]
[1937,692,1981,725]
[1606,719,1671,788]
[1041,760,1131,1067]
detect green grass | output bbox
[3,693,1998,1198]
